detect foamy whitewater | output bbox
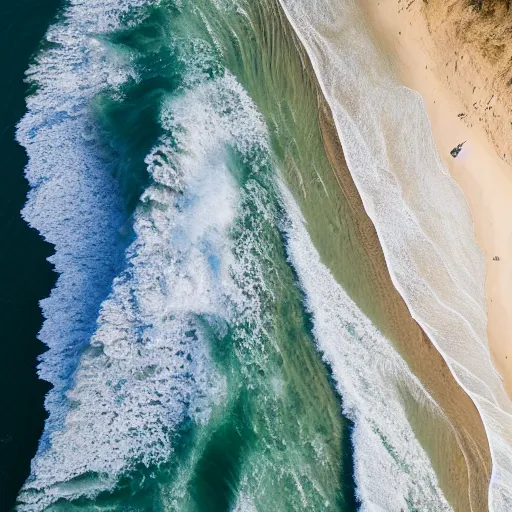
[18,33,278,504]
[281,185,451,511]
[15,0,474,509]
[277,0,512,509]
[20,74,263,508]
[17,0,148,451]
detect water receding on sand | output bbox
[278,0,511,509]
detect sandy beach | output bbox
[357,0,512,398]
[318,98,491,511]
[278,0,512,506]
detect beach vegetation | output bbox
[469,0,511,13]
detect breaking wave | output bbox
[281,185,450,511]
[18,39,277,505]
[17,0,458,509]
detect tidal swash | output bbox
[9,0,503,510]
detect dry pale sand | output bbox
[282,1,494,505]
[421,0,512,169]
[357,0,512,398]
[317,93,491,511]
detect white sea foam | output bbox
[232,492,259,512]
[18,20,273,504]
[15,0,280,506]
[277,0,512,508]
[280,183,451,511]
[17,0,154,442]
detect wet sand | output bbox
[271,0,493,504]
[317,94,491,511]
[357,0,512,400]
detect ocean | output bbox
[0,0,60,508]
[6,0,499,510]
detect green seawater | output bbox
[26,1,360,510]
[16,0,458,508]
[17,0,419,508]
[10,0,487,509]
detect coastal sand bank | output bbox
[247,2,493,505]
[278,0,511,507]
[318,93,490,511]
[357,0,512,407]
[351,0,512,508]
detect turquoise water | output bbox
[17,1,357,510]
[16,0,453,510]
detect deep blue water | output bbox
[0,0,60,509]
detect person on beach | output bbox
[450,141,466,158]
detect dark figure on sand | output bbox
[450,141,466,158]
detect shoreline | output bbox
[317,89,491,511]
[277,0,511,508]
[282,3,492,509]
[351,9,512,506]
[357,0,512,399]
